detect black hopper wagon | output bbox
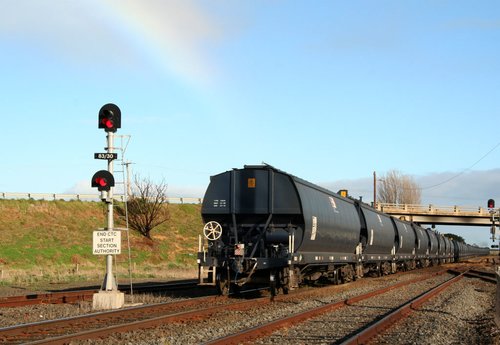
[197,165,488,295]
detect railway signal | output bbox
[488,199,495,209]
[91,170,115,191]
[92,103,125,310]
[98,103,121,132]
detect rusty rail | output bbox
[0,290,96,308]
[339,270,467,345]
[0,294,260,344]
[0,280,199,308]
[205,270,448,345]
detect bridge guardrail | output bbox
[378,203,489,216]
[0,192,202,204]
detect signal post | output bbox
[91,103,124,310]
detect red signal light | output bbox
[488,199,495,209]
[101,118,114,129]
[95,177,108,187]
[91,170,115,191]
[98,104,121,132]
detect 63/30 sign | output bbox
[94,153,118,160]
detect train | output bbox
[197,165,489,295]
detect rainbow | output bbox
[96,1,222,88]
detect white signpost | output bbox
[93,230,121,255]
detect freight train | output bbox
[197,165,489,295]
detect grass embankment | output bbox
[0,199,203,286]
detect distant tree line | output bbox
[442,233,465,243]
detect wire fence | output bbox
[0,192,203,204]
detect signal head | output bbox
[91,170,115,191]
[488,199,495,209]
[98,103,121,132]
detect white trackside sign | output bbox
[93,230,121,255]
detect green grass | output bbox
[0,199,203,284]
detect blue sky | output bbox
[1,1,499,246]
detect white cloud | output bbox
[166,185,206,198]
[65,180,95,195]
[320,169,500,247]
[417,169,500,205]
[320,169,500,207]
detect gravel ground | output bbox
[253,273,458,344]
[68,270,464,344]
[1,269,498,344]
[0,293,183,327]
[371,277,500,345]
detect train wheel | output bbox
[216,272,230,296]
[270,270,277,299]
[278,268,290,294]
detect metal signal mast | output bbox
[91,103,124,310]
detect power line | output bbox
[420,140,500,190]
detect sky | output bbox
[0,1,499,246]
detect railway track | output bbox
[339,270,468,345]
[465,268,497,283]
[0,280,198,308]
[0,268,448,344]
[0,266,494,344]
[0,290,95,308]
[0,293,253,344]
[206,269,456,344]
[213,267,495,345]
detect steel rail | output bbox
[3,269,462,344]
[339,270,468,345]
[204,270,449,345]
[0,294,224,344]
[13,296,271,345]
[0,290,96,308]
[0,280,198,308]
[464,269,497,284]
[2,271,445,344]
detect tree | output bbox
[115,176,170,239]
[377,170,421,205]
[442,233,465,243]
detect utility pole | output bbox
[373,171,377,209]
[124,161,134,197]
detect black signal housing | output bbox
[98,103,121,132]
[91,170,115,191]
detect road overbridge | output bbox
[376,203,499,227]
